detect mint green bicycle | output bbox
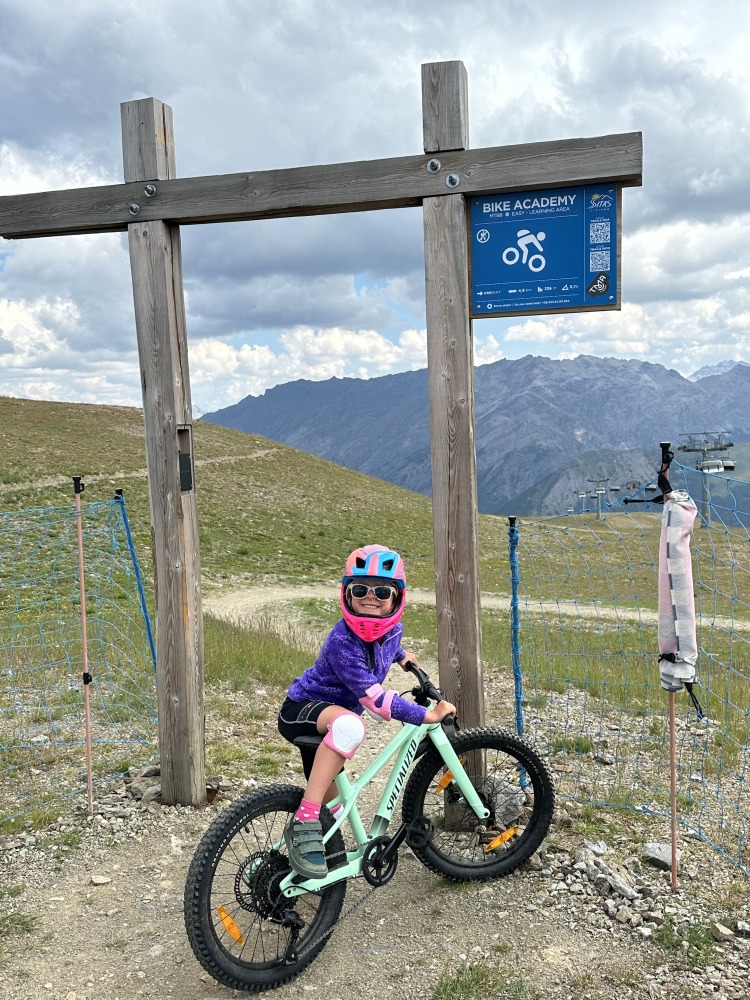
[184,664,555,992]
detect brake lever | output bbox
[402,660,457,725]
[442,713,460,733]
[411,684,432,707]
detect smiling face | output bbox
[346,578,398,618]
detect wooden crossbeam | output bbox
[0,132,642,239]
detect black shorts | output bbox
[277,697,336,779]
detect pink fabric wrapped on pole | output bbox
[658,489,698,692]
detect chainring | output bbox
[362,836,398,887]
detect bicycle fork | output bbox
[428,725,491,820]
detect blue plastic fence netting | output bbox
[507,461,750,876]
[0,494,157,828]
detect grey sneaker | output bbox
[283,817,328,879]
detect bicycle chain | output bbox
[290,816,433,961]
[291,845,388,962]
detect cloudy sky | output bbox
[1,0,749,413]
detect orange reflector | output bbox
[218,905,245,944]
[484,827,519,852]
[434,758,465,794]
[434,770,454,793]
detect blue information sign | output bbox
[469,184,620,317]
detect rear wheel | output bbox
[402,727,554,880]
[184,784,346,992]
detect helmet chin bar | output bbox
[340,586,406,642]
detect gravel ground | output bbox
[3,590,750,999]
[4,717,750,999]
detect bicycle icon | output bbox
[502,229,546,272]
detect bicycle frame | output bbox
[279,720,490,898]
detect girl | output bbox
[277,544,456,878]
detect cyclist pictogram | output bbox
[502,229,547,272]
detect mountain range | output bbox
[689,359,750,381]
[202,355,750,516]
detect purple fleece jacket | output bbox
[287,618,427,726]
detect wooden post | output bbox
[121,99,206,806]
[421,62,484,727]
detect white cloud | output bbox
[1,0,750,408]
[188,324,428,411]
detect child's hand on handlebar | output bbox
[423,699,457,724]
[398,654,419,670]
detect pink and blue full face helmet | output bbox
[340,544,407,642]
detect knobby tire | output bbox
[183,784,346,992]
[402,727,554,880]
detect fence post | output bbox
[114,490,157,671]
[508,517,525,737]
[73,476,94,817]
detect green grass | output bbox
[0,395,468,589]
[0,909,38,939]
[203,611,319,690]
[551,735,594,754]
[432,961,506,1000]
[568,802,629,841]
[0,884,38,964]
[654,917,721,970]
[430,959,542,1000]
[2,396,746,623]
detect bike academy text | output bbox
[482,193,577,215]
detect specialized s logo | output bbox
[587,272,609,296]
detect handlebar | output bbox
[401,661,459,730]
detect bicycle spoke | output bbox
[184,785,346,990]
[402,728,554,879]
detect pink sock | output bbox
[295,797,321,822]
[329,802,343,818]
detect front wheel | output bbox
[402,727,554,880]
[184,784,346,992]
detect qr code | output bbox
[589,250,611,271]
[589,220,610,244]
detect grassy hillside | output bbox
[0,396,509,593]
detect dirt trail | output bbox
[203,583,662,626]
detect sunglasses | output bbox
[346,583,398,601]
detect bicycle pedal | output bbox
[405,815,434,849]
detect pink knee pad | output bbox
[323,713,365,759]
